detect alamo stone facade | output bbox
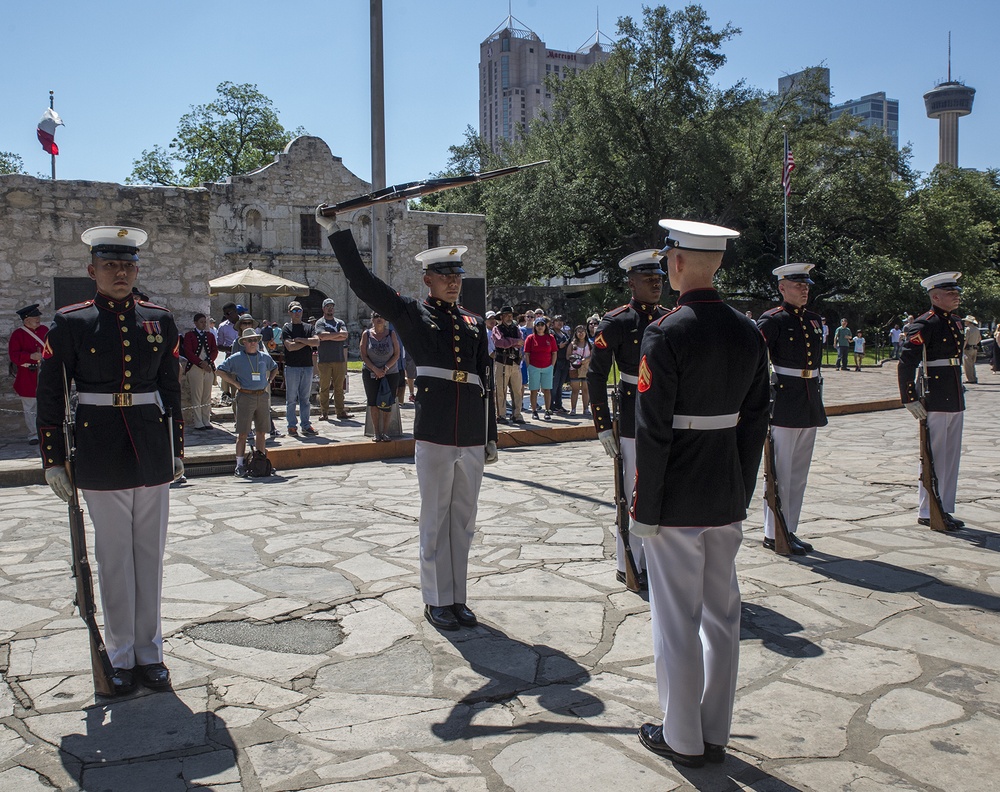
[0,135,486,352]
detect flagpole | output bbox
[49,91,56,180]
[780,127,789,264]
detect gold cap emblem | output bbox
[450,248,459,255]
[117,229,128,238]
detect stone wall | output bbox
[0,136,486,357]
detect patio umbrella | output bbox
[208,263,309,313]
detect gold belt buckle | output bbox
[801,369,813,379]
[112,392,133,407]
[452,370,468,383]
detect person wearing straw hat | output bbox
[631,219,770,768]
[962,314,981,384]
[898,272,967,530]
[36,225,184,695]
[216,327,278,476]
[317,209,498,633]
[587,249,670,591]
[755,263,828,555]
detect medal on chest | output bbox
[142,320,163,343]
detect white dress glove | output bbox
[630,516,659,538]
[45,467,72,502]
[485,440,498,464]
[315,205,341,235]
[905,401,927,421]
[597,429,618,458]
[173,457,185,482]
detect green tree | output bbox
[0,151,27,175]
[126,82,305,186]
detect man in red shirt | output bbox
[8,304,48,444]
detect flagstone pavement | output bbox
[0,371,998,791]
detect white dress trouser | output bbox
[918,411,963,518]
[186,365,215,428]
[762,426,817,538]
[415,440,486,606]
[618,437,646,572]
[644,522,743,755]
[82,484,170,669]
[20,396,37,440]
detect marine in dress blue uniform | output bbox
[587,250,669,588]
[37,226,183,695]
[897,271,967,529]
[756,263,828,554]
[318,212,498,632]
[631,219,770,767]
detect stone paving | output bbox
[0,366,998,791]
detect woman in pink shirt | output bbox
[523,316,558,420]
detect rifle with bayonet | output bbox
[918,346,950,532]
[318,161,548,216]
[762,428,794,556]
[611,388,641,592]
[62,368,117,696]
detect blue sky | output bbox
[3,0,995,187]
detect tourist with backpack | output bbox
[216,328,278,477]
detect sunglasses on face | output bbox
[290,308,303,313]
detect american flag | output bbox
[781,141,795,197]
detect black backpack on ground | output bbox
[246,449,276,477]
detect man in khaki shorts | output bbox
[216,328,277,476]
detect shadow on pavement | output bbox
[60,689,237,791]
[430,623,625,740]
[741,602,823,658]
[801,554,1000,612]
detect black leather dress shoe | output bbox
[703,742,726,764]
[946,514,965,528]
[424,605,460,631]
[108,667,136,696]
[615,569,650,591]
[789,533,813,552]
[638,723,705,768]
[136,662,171,690]
[762,537,806,556]
[452,603,478,627]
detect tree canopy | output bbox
[420,4,1000,324]
[0,151,27,175]
[126,82,305,186]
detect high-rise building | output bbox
[777,67,831,112]
[830,92,900,149]
[479,14,609,150]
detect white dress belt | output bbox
[619,372,639,385]
[923,358,961,367]
[672,412,740,430]
[772,365,822,379]
[415,366,484,389]
[77,392,164,412]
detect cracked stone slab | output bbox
[779,759,928,791]
[857,614,1000,671]
[731,681,858,759]
[867,688,965,731]
[491,732,678,792]
[873,712,1000,791]
[784,639,921,694]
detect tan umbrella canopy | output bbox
[209,263,309,313]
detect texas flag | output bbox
[37,107,64,155]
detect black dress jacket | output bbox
[36,292,183,490]
[632,288,770,527]
[756,302,828,429]
[898,307,965,413]
[587,298,668,438]
[330,230,497,447]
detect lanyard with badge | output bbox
[248,353,262,382]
